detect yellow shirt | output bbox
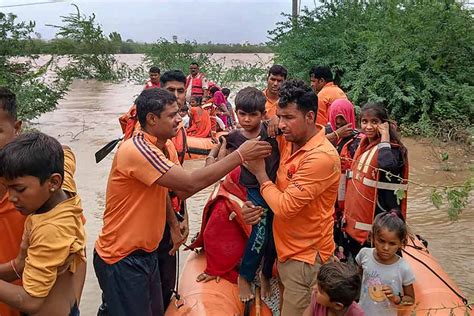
[22,147,86,298]
[22,196,86,298]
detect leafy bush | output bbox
[145,40,267,88]
[48,4,129,81]
[0,12,69,120]
[270,0,474,141]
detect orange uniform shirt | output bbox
[263,89,279,119]
[95,130,179,264]
[0,147,81,316]
[316,82,347,126]
[0,192,24,316]
[260,127,340,264]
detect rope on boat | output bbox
[402,244,470,308]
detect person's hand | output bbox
[241,201,264,225]
[217,137,228,160]
[243,159,266,178]
[377,122,390,142]
[238,137,272,162]
[196,272,221,283]
[335,123,353,139]
[14,227,30,273]
[180,211,190,243]
[267,115,280,138]
[381,285,399,304]
[169,225,186,255]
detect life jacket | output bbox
[202,101,217,132]
[162,140,186,217]
[344,138,409,244]
[189,168,251,250]
[144,80,160,90]
[336,132,361,210]
[171,122,187,165]
[118,104,139,140]
[186,73,205,97]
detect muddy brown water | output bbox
[31,55,473,314]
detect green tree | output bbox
[145,39,267,88]
[48,4,128,81]
[270,0,474,141]
[0,12,69,120]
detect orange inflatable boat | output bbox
[165,251,273,316]
[399,235,471,315]
[166,236,471,316]
[181,132,228,161]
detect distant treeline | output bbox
[18,39,273,55]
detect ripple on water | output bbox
[32,71,473,313]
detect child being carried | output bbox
[225,87,280,302]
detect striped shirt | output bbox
[95,130,179,264]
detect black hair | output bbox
[372,209,408,245]
[235,87,266,113]
[278,79,318,119]
[209,86,220,95]
[136,88,177,127]
[190,62,199,67]
[221,88,230,97]
[190,95,202,105]
[160,70,186,86]
[0,132,64,184]
[309,65,333,82]
[360,102,407,164]
[180,104,189,112]
[268,64,288,79]
[149,66,161,74]
[317,261,361,307]
[0,87,17,120]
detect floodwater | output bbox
[31,54,473,315]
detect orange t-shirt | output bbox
[95,130,180,264]
[316,82,347,126]
[0,191,24,316]
[260,126,340,264]
[187,106,212,137]
[0,147,81,316]
[263,89,279,119]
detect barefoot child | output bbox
[226,87,280,302]
[356,211,415,315]
[0,132,86,315]
[303,261,364,316]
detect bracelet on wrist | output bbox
[235,149,245,164]
[10,259,21,280]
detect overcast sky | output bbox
[1,0,318,43]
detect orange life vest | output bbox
[171,123,187,165]
[186,73,205,97]
[344,138,409,244]
[118,104,139,140]
[336,134,361,210]
[190,169,251,250]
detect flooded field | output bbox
[31,54,473,314]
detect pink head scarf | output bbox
[213,91,226,107]
[328,99,356,131]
